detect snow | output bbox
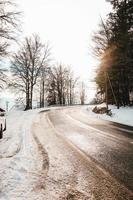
[68,134,89,150]
[86,104,133,127]
[0,108,49,199]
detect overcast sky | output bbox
[17,0,111,79]
[2,0,112,100]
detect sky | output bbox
[2,0,112,101]
[18,0,111,77]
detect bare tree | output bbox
[0,0,21,57]
[92,18,111,58]
[0,0,21,90]
[47,64,78,106]
[0,67,7,90]
[80,81,86,105]
[39,44,51,108]
[65,70,78,105]
[11,34,51,110]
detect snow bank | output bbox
[0,108,50,199]
[86,105,133,127]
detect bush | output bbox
[92,106,112,116]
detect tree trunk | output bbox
[25,81,30,110]
[29,84,33,109]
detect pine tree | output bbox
[94,0,133,107]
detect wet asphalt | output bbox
[47,107,133,194]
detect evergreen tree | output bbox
[94,0,133,107]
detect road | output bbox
[34,106,133,199]
[0,107,133,199]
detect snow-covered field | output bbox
[86,105,133,127]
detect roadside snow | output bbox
[0,108,49,200]
[86,105,133,127]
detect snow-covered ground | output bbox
[0,108,49,200]
[86,105,133,127]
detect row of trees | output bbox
[0,0,86,109]
[10,34,81,109]
[47,65,78,105]
[93,0,133,108]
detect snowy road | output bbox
[0,107,133,199]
